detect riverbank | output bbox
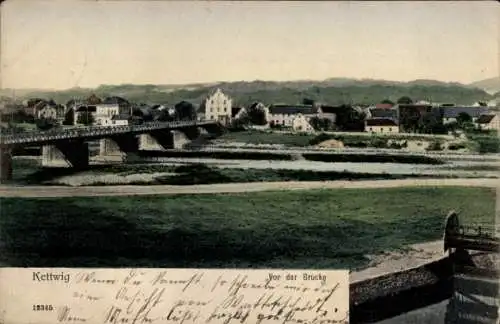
[136,149,445,164]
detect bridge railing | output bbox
[0,120,221,145]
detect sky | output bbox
[1,1,498,90]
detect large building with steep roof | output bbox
[197,88,232,125]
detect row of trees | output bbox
[399,108,481,135]
[302,96,414,107]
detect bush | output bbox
[448,143,466,151]
[475,137,500,154]
[426,141,443,151]
[35,118,58,130]
[346,141,368,148]
[389,141,407,149]
[309,133,338,146]
[368,138,388,149]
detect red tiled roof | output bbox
[375,103,394,109]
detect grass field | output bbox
[1,187,495,268]
[219,130,452,147]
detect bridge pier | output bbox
[139,131,173,151]
[0,147,13,183]
[42,141,89,169]
[98,135,139,162]
[139,130,190,150]
[99,138,126,162]
[181,127,201,140]
[172,130,191,148]
[183,127,214,149]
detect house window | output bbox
[389,128,392,132]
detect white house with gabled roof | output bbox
[197,88,232,125]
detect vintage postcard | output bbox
[0,1,499,323]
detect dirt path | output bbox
[0,178,498,198]
[350,240,446,283]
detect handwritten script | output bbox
[0,268,349,324]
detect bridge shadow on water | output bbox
[15,164,119,184]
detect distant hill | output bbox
[1,78,493,107]
[468,77,500,95]
[0,88,60,99]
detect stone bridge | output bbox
[0,120,225,182]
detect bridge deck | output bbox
[446,236,500,253]
[0,120,221,146]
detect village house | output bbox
[37,104,58,119]
[365,118,399,134]
[441,106,490,124]
[94,103,121,126]
[316,105,338,123]
[74,103,120,126]
[36,103,65,121]
[475,114,500,131]
[36,105,56,119]
[110,114,130,126]
[266,104,321,127]
[231,106,246,120]
[24,99,66,124]
[197,88,232,125]
[369,108,398,119]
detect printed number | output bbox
[32,304,54,311]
